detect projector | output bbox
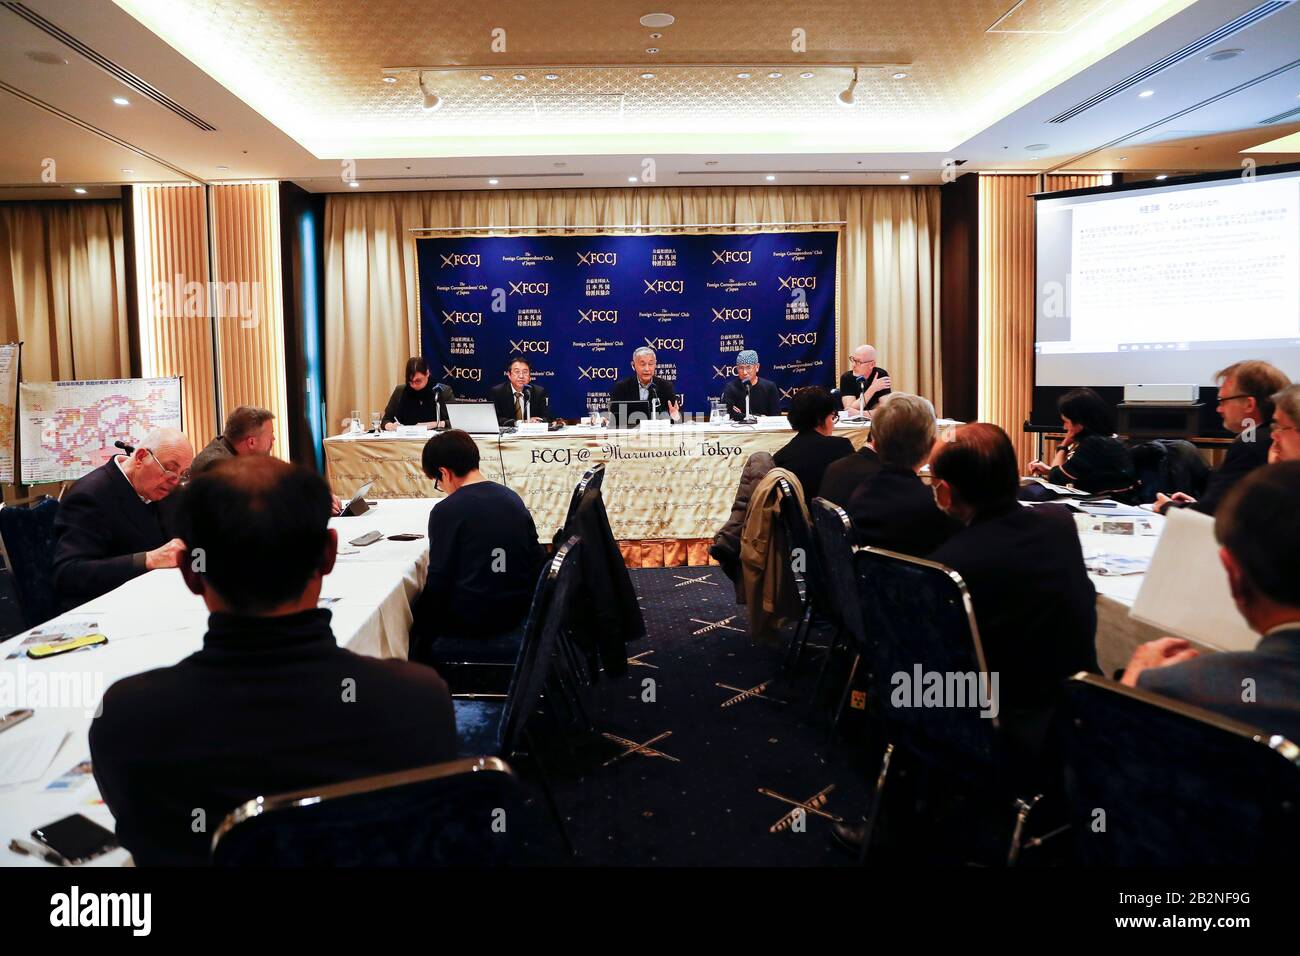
[1123,383,1199,404]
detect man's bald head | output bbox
[851,344,877,362]
[123,427,195,501]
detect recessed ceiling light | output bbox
[646,47,659,54]
[899,174,910,180]
[479,74,494,81]
[382,76,397,84]
[768,72,782,79]
[1118,156,1127,160]
[704,160,719,166]
[1205,48,1243,62]
[73,187,87,194]
[1138,89,1154,97]
[26,50,68,66]
[488,178,499,185]
[512,74,527,81]
[639,13,675,28]
[736,72,751,79]
[649,32,662,39]
[892,72,908,80]
[1156,174,1168,180]
[349,181,359,187]
[765,174,776,181]
[545,73,560,80]
[640,72,655,79]
[800,72,814,79]
[122,168,134,174]
[216,165,229,171]
[1026,143,1049,151]
[628,176,638,182]
[553,161,568,167]
[112,96,129,106]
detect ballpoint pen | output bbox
[8,837,68,866]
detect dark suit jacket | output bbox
[191,435,236,476]
[609,375,678,424]
[929,503,1100,736]
[819,446,882,508]
[846,465,961,556]
[89,608,458,866]
[721,377,781,419]
[1185,425,1272,516]
[838,366,891,412]
[381,382,452,427]
[772,430,855,501]
[1138,625,1300,743]
[489,381,551,425]
[52,459,169,610]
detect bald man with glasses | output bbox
[53,427,194,609]
[838,344,892,418]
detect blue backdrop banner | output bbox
[416,230,839,418]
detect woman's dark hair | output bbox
[787,386,837,432]
[929,422,1020,514]
[1057,387,1114,436]
[422,428,480,479]
[405,356,430,386]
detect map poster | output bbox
[19,377,184,485]
[0,343,20,484]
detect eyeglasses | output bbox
[851,357,874,366]
[1274,423,1297,434]
[146,447,190,483]
[1215,393,1251,407]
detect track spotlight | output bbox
[837,68,859,107]
[419,71,441,112]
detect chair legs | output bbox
[1006,793,1043,867]
[857,741,895,864]
[523,728,577,858]
[824,653,861,748]
[782,604,813,671]
[812,626,844,701]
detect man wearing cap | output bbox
[721,349,782,421]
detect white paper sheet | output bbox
[0,732,67,788]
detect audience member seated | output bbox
[845,393,960,555]
[710,450,775,596]
[1268,384,1300,463]
[192,405,275,475]
[409,429,547,663]
[1154,360,1290,515]
[929,423,1100,749]
[772,386,854,502]
[382,356,451,430]
[1027,387,1134,496]
[819,440,881,508]
[52,427,193,610]
[89,457,457,866]
[1121,462,1300,742]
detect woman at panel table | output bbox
[382,356,452,430]
[1027,387,1135,496]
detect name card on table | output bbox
[397,425,427,437]
[516,422,549,435]
[638,419,672,432]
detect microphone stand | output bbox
[740,381,758,424]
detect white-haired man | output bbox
[609,346,682,424]
[53,427,194,609]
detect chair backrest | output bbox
[810,498,865,650]
[0,496,61,629]
[853,546,1000,772]
[210,756,520,866]
[1060,673,1300,865]
[498,535,583,754]
[563,464,605,534]
[1129,438,1210,503]
[775,476,831,616]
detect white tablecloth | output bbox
[0,498,436,867]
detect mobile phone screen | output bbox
[32,814,118,862]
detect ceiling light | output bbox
[800,72,814,79]
[765,174,776,181]
[704,160,719,166]
[640,72,655,79]
[553,161,568,167]
[112,96,129,106]
[1156,174,1168,180]
[26,50,68,66]
[122,168,134,174]
[73,187,87,194]
[838,68,859,106]
[628,176,638,182]
[512,74,527,81]
[1118,155,1127,160]
[899,174,910,180]
[768,72,782,79]
[1139,89,1154,97]
[382,76,397,84]
[639,13,675,28]
[891,72,908,80]
[649,32,662,39]
[1026,143,1049,151]
[479,74,494,81]
[545,73,560,80]
[646,47,660,54]
[216,165,229,171]
[1205,48,1243,61]
[736,72,751,79]
[419,71,441,111]
[488,178,499,185]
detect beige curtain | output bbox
[324,185,942,431]
[0,200,129,382]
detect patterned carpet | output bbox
[514,565,874,866]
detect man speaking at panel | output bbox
[838,343,892,417]
[610,346,682,425]
[722,349,781,421]
[489,355,551,426]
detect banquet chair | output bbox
[562,463,605,532]
[809,498,868,743]
[0,495,61,629]
[210,756,520,866]
[1060,673,1300,865]
[850,547,1060,866]
[453,536,583,854]
[775,477,832,672]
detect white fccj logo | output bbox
[439,253,481,268]
[579,309,619,323]
[577,251,617,265]
[50,887,151,936]
[711,307,752,322]
[509,281,550,296]
[712,249,752,264]
[578,366,618,380]
[779,331,817,347]
[442,365,483,381]
[441,310,483,325]
[778,275,816,290]
[509,339,550,354]
[643,279,684,294]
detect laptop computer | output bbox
[339,480,374,517]
[446,403,502,434]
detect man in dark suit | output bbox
[1154,360,1290,516]
[845,393,960,555]
[89,456,458,866]
[52,427,194,610]
[1123,461,1300,742]
[837,343,892,417]
[927,423,1100,735]
[489,355,551,425]
[721,349,781,420]
[819,443,881,508]
[773,387,854,501]
[609,346,681,425]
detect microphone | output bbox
[114,439,136,455]
[743,380,754,422]
[646,379,660,421]
[522,383,533,421]
[856,376,867,416]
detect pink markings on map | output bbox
[41,388,172,468]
